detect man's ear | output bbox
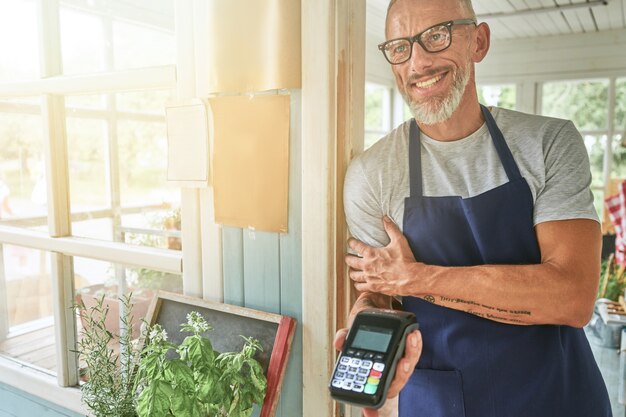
[472,22,491,63]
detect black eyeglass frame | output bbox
[378,19,477,65]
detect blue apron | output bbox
[398,105,612,417]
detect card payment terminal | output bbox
[329,309,419,409]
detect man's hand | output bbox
[333,327,423,417]
[346,216,418,297]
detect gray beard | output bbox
[404,64,471,126]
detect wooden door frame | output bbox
[301,0,365,415]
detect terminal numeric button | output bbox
[342,381,354,390]
[361,360,373,369]
[352,384,365,393]
[340,356,350,365]
[349,358,362,367]
[332,379,342,388]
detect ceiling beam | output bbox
[477,0,609,19]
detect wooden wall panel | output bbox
[277,90,303,417]
[242,231,281,315]
[221,91,303,417]
[222,226,245,307]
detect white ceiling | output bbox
[367,0,626,42]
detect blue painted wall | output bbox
[222,91,303,417]
[0,383,83,417]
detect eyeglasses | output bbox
[378,19,477,65]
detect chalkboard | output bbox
[144,291,296,417]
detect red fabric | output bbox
[605,181,626,266]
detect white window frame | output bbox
[0,0,188,413]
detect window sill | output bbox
[0,356,89,415]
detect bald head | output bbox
[385,0,477,34]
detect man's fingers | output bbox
[383,215,403,242]
[387,331,422,398]
[362,409,379,417]
[333,328,349,351]
[345,253,365,270]
[348,237,372,257]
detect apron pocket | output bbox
[398,369,466,417]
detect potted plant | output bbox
[74,294,141,417]
[75,296,267,417]
[135,312,267,417]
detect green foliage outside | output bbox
[597,256,626,302]
[477,84,516,110]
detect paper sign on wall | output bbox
[206,0,301,93]
[210,95,290,232]
[166,100,210,186]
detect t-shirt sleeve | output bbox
[533,120,599,225]
[343,157,390,248]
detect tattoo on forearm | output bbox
[439,296,531,317]
[423,295,435,303]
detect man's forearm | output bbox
[407,261,598,327]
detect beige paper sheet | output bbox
[166,100,209,185]
[210,95,290,232]
[206,0,301,93]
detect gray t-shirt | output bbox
[344,107,598,248]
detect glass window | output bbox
[364,82,391,149]
[65,91,179,248]
[0,0,39,82]
[113,20,175,71]
[60,8,106,75]
[478,84,516,109]
[66,117,108,212]
[65,94,106,110]
[583,134,608,217]
[616,78,626,134]
[0,106,47,228]
[116,90,172,114]
[74,256,181,345]
[0,245,56,374]
[542,79,609,131]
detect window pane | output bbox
[478,84,516,109]
[365,83,391,132]
[617,78,626,134]
[542,79,609,131]
[0,0,39,82]
[116,90,173,114]
[66,117,108,211]
[74,257,181,338]
[65,94,106,110]
[117,119,175,206]
[583,134,607,218]
[0,245,56,375]
[113,19,175,71]
[60,8,106,75]
[0,106,47,228]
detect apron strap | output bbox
[408,119,423,197]
[480,104,522,181]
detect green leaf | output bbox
[164,359,195,392]
[136,380,173,417]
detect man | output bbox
[336,0,613,416]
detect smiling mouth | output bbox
[412,72,447,89]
